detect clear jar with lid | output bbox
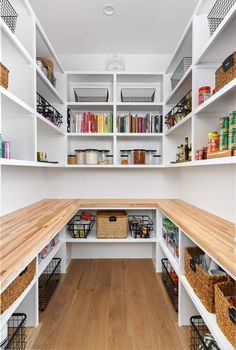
[75,149,85,164]
[98,150,109,165]
[153,154,161,165]
[133,149,145,164]
[120,150,132,164]
[145,150,157,165]
[84,149,98,165]
[68,155,77,165]
[120,154,128,165]
[106,154,113,165]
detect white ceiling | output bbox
[29,0,199,55]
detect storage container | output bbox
[106,154,113,164]
[75,149,85,164]
[120,150,132,164]
[207,0,236,36]
[215,280,236,347]
[153,154,161,165]
[0,63,9,89]
[39,258,61,312]
[121,88,155,102]
[198,86,212,105]
[67,155,76,164]
[5,313,27,350]
[128,215,154,238]
[0,259,36,314]
[165,90,192,129]
[36,92,63,128]
[0,0,18,33]
[190,315,220,350]
[96,211,128,238]
[145,150,157,165]
[74,88,109,102]
[98,150,109,165]
[120,154,128,165]
[161,258,178,312]
[133,149,145,164]
[215,52,236,92]
[37,57,56,87]
[185,247,227,312]
[171,57,192,90]
[67,213,95,238]
[84,149,98,164]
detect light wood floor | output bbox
[27,260,189,350]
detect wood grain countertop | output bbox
[0,198,235,291]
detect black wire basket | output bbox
[165,90,192,129]
[161,258,178,312]
[39,258,61,312]
[4,313,27,350]
[0,0,18,33]
[171,57,192,90]
[207,0,236,36]
[128,215,154,238]
[67,214,95,238]
[36,92,63,128]
[190,315,220,349]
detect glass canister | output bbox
[120,150,132,164]
[120,155,129,165]
[153,154,161,165]
[84,149,98,165]
[106,154,113,165]
[98,150,109,165]
[133,149,145,164]
[145,150,157,165]
[75,149,85,164]
[68,155,77,165]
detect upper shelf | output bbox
[36,66,64,104]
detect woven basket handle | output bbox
[109,216,117,222]
[19,266,28,276]
[222,54,234,72]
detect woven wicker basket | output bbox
[185,247,227,313]
[0,63,9,89]
[215,52,236,92]
[215,281,236,347]
[0,258,36,314]
[96,211,128,238]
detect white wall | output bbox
[44,168,179,199]
[179,165,236,223]
[59,54,171,71]
[0,166,46,215]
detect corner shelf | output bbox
[36,66,64,104]
[165,113,192,136]
[165,65,192,105]
[36,113,65,135]
[0,86,35,116]
[38,240,64,277]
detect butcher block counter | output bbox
[0,198,235,291]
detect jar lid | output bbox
[84,149,98,152]
[199,86,211,91]
[68,154,76,157]
[74,149,85,152]
[106,155,113,157]
[133,149,146,151]
[98,149,110,152]
[121,155,128,157]
[120,149,132,151]
[153,155,161,157]
[146,150,157,152]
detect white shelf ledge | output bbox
[65,164,164,168]
[165,113,192,136]
[117,133,163,137]
[38,240,64,277]
[164,157,236,167]
[165,66,192,105]
[0,18,34,65]
[67,102,114,106]
[0,86,35,115]
[36,66,64,104]
[159,238,179,275]
[67,133,113,137]
[116,102,164,107]
[0,159,36,167]
[181,275,234,350]
[36,113,65,135]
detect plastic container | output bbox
[120,150,132,164]
[68,155,76,164]
[153,154,161,165]
[145,150,157,165]
[120,155,128,165]
[84,149,98,165]
[106,154,113,165]
[133,149,145,164]
[198,86,211,105]
[75,150,85,164]
[98,150,109,165]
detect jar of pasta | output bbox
[133,149,145,164]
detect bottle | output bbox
[189,143,192,161]
[184,137,189,161]
[180,144,184,162]
[176,146,180,162]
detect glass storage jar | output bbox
[68,155,77,165]
[98,150,109,165]
[133,149,145,164]
[75,149,85,164]
[153,154,161,165]
[145,150,157,165]
[120,155,128,165]
[85,149,98,165]
[106,154,113,165]
[120,150,132,164]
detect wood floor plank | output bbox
[28,260,189,350]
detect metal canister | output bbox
[219,116,229,134]
[37,151,44,162]
[2,141,10,159]
[219,133,228,151]
[229,129,236,150]
[208,132,219,153]
[229,110,236,130]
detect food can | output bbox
[219,133,228,151]
[198,86,211,105]
[229,129,236,150]
[2,141,10,159]
[208,132,219,153]
[229,110,236,130]
[37,151,44,162]
[219,116,229,133]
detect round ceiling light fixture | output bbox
[103,4,115,16]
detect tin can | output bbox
[37,151,44,162]
[229,129,236,150]
[219,133,228,151]
[219,116,229,133]
[2,141,10,159]
[229,110,236,130]
[208,132,219,153]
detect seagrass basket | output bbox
[0,258,36,314]
[185,247,227,313]
[215,280,236,346]
[96,211,128,238]
[215,52,236,92]
[0,63,9,89]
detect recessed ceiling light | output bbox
[103,4,115,16]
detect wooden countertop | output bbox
[1,198,235,291]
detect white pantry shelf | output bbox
[181,275,234,350]
[0,159,36,166]
[0,86,35,116]
[165,113,192,136]
[36,66,64,104]
[116,102,164,107]
[117,133,163,137]
[36,112,65,135]
[159,238,179,275]
[164,157,236,167]
[67,133,113,137]
[165,65,192,105]
[67,102,114,107]
[38,240,64,277]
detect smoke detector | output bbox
[106,54,125,71]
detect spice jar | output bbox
[98,150,109,165]
[106,154,113,165]
[198,86,211,105]
[153,154,161,165]
[75,149,85,164]
[84,149,98,165]
[68,155,76,164]
[133,149,145,164]
[120,155,128,165]
[145,150,157,165]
